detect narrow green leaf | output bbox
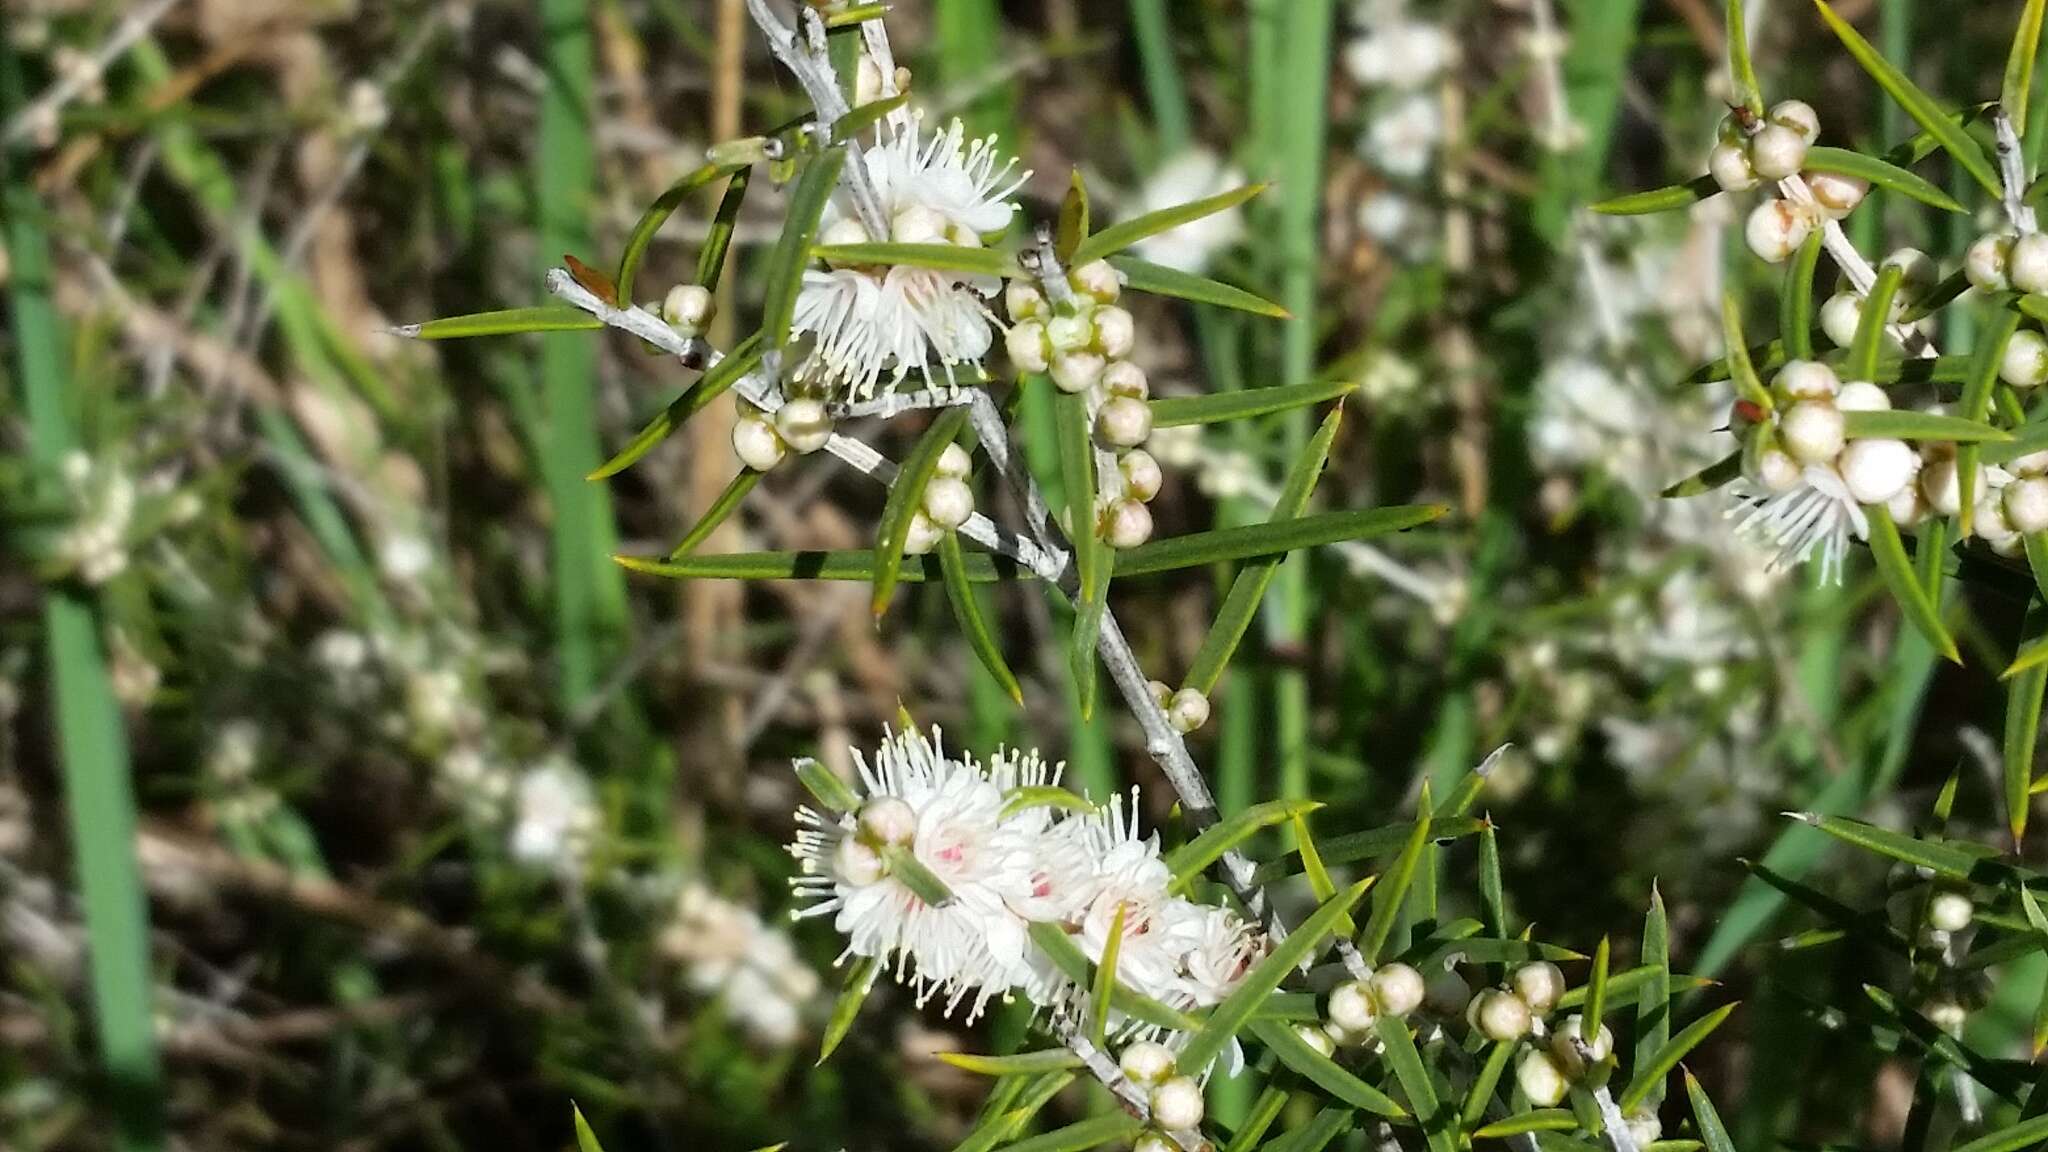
[1057,169,1090,263]
[2033,962,2048,1057]
[1000,1114,1142,1152]
[1376,1016,1452,1152]
[1179,880,1374,1075]
[1090,904,1125,1046]
[589,332,765,479]
[874,407,972,616]
[614,161,732,303]
[1026,922,1203,1032]
[810,241,1019,279]
[1358,784,1431,962]
[1463,1041,1516,1127]
[1783,230,1824,360]
[2028,533,2048,604]
[795,757,861,812]
[1588,175,1721,216]
[1167,799,1323,889]
[1863,985,2028,1101]
[951,1073,1076,1152]
[1812,0,2003,197]
[1292,813,1357,937]
[2006,604,2048,847]
[882,845,955,906]
[1959,309,2025,532]
[1150,381,1355,429]
[1246,1018,1407,1118]
[574,1104,607,1152]
[1053,389,1101,601]
[1847,264,1904,382]
[2006,0,2048,137]
[1185,407,1344,693]
[1841,410,2011,442]
[1222,1087,1291,1152]
[668,470,761,558]
[1790,811,1981,878]
[617,548,1017,582]
[1117,505,1449,575]
[935,1049,1085,1077]
[1727,0,1763,116]
[1865,502,1960,663]
[1722,294,1770,411]
[762,149,847,351]
[818,957,879,1063]
[1475,1111,1581,1138]
[1479,820,1506,940]
[1260,1107,1356,1152]
[1071,548,1115,720]
[1559,966,1716,1012]
[829,91,912,143]
[1585,935,1610,1035]
[1684,1071,1735,1152]
[1636,886,1671,1108]
[939,531,1023,704]
[1619,1003,1739,1112]
[1072,182,1270,266]
[399,305,603,339]
[1253,816,1487,881]
[697,166,753,291]
[1111,255,1291,317]
[1952,1114,2048,1152]
[1802,146,1967,214]
[1661,452,1743,499]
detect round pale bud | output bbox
[1046,313,1096,353]
[1820,292,1864,349]
[818,217,872,253]
[1771,99,1821,145]
[1133,1132,1176,1152]
[1051,352,1107,394]
[2015,450,2048,476]
[1550,1013,1615,1075]
[858,796,917,847]
[1708,142,1758,193]
[1296,1024,1339,1057]
[1835,381,1890,412]
[1775,359,1841,401]
[903,512,946,556]
[1806,169,1868,219]
[1979,492,2022,550]
[2003,329,2048,389]
[1626,1114,1664,1149]
[1150,1077,1205,1132]
[1120,450,1164,503]
[1753,443,1804,493]
[732,414,787,471]
[923,476,976,529]
[891,204,948,245]
[1098,395,1154,449]
[1748,124,1809,180]
[1968,232,2017,292]
[853,53,886,108]
[1426,968,1471,1016]
[1104,498,1154,548]
[1840,438,1918,506]
[1328,980,1378,1034]
[1167,687,1211,733]
[1103,359,1150,398]
[1006,280,1048,321]
[1370,962,1426,1018]
[1119,1040,1177,1086]
[1007,321,1051,374]
[774,398,835,454]
[936,443,974,479]
[834,837,886,885]
[1923,456,1970,516]
[1510,962,1567,1016]
[1924,998,1968,1037]
[1747,200,1814,264]
[1716,113,1746,146]
[1779,401,1846,465]
[1516,1049,1570,1108]
[1886,480,1928,528]
[1094,307,1137,359]
[1928,890,1975,934]
[2008,476,2048,534]
[1883,248,1939,303]
[1471,989,1533,1042]
[662,283,715,330]
[1148,679,1173,708]
[1070,259,1122,302]
[2012,234,2048,295]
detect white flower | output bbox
[509,759,599,868]
[1357,189,1426,253]
[1364,92,1443,180]
[664,882,820,1046]
[792,117,1026,399]
[1129,149,1248,273]
[1343,19,1456,90]
[1731,463,1867,585]
[379,533,435,585]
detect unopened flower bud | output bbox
[1120,1041,1177,1086]
[1133,1132,1176,1152]
[936,443,974,479]
[1775,359,1841,401]
[1098,395,1154,448]
[923,476,975,529]
[732,413,787,471]
[1511,961,1566,1016]
[1708,142,1758,193]
[1840,438,1918,506]
[904,511,945,556]
[1968,232,2017,292]
[1150,1077,1205,1131]
[1148,679,1173,708]
[1470,989,1534,1041]
[1328,980,1378,1034]
[1771,99,1821,145]
[1006,281,1048,321]
[2008,476,2048,534]
[1007,321,1052,373]
[1052,352,1107,394]
[1103,360,1150,398]
[1071,260,1122,302]
[819,217,872,254]
[1807,169,1868,218]
[1046,313,1095,354]
[1121,450,1164,502]
[1820,292,1864,348]
[834,837,886,885]
[1928,890,1975,933]
[1297,1024,1339,1056]
[1550,1014,1614,1075]
[1779,401,1846,465]
[1923,456,1971,517]
[1835,380,1891,412]
[1167,688,1210,733]
[775,398,835,454]
[858,796,917,847]
[1753,443,1804,493]
[2012,234,2048,295]
[1748,124,1809,180]
[663,283,715,330]
[2003,329,2048,388]
[1517,1049,1570,1108]
[1370,962,1426,1018]
[1924,998,1968,1037]
[1747,199,1814,264]
[891,204,948,245]
[1883,248,1938,302]
[1103,498,1154,548]
[1093,307,1136,358]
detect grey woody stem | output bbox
[1996,107,2039,236]
[741,0,891,239]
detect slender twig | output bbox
[741,0,889,236]
[0,0,186,146]
[1996,108,2039,236]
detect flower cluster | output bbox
[661,882,822,1046]
[1006,264,1163,548]
[788,727,1262,1049]
[1343,0,1455,180]
[52,451,136,586]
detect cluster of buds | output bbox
[1739,361,1919,512]
[53,451,138,586]
[1146,679,1211,735]
[1120,1042,1207,1150]
[1966,450,2048,552]
[1005,262,1161,549]
[1818,249,1936,349]
[902,444,979,556]
[1708,101,1868,263]
[732,393,837,473]
[1964,230,2048,298]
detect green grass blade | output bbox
[1358,783,1431,962]
[1071,183,1269,266]
[2007,0,2048,137]
[939,532,1023,704]
[1813,0,2003,197]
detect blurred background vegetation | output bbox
[3,0,2046,1148]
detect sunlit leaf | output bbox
[1802,146,1968,214]
[1588,175,1721,216]
[398,305,604,340]
[939,531,1023,704]
[1071,183,1269,266]
[1358,783,1431,962]
[1619,1003,1738,1112]
[1865,502,1960,664]
[875,408,972,616]
[818,957,879,1063]
[1812,0,2002,197]
[809,241,1020,278]
[1178,879,1373,1075]
[1111,256,1291,317]
[1166,799,1323,890]
[1150,381,1355,429]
